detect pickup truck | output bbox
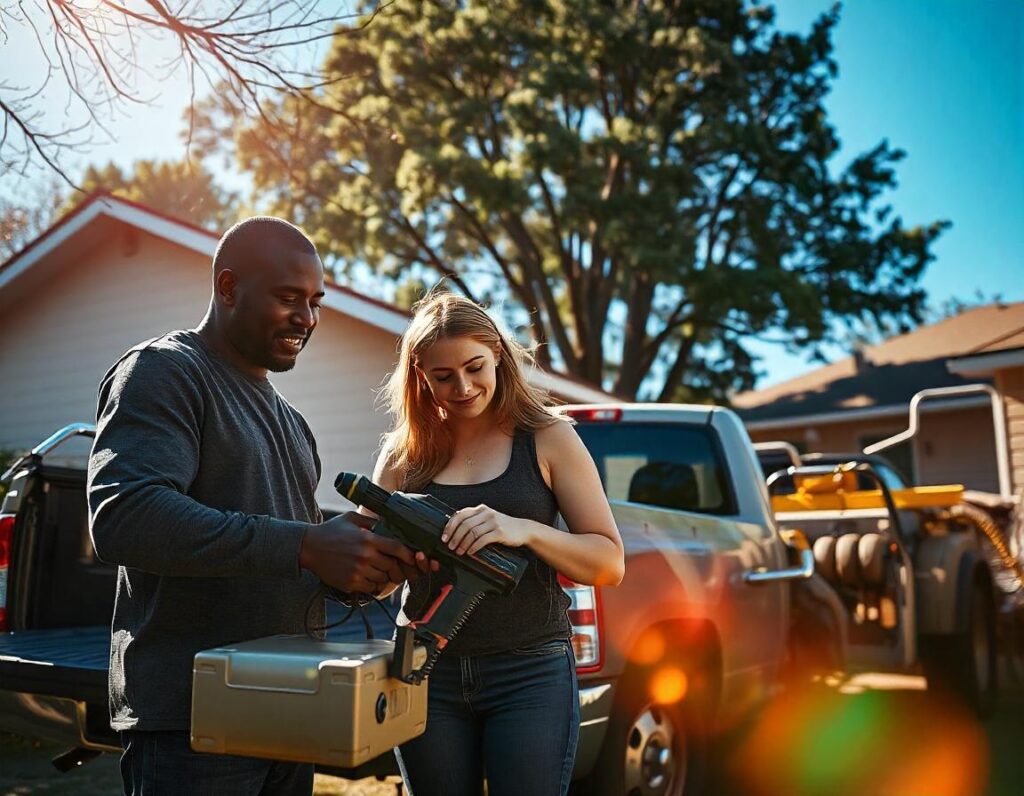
[1,404,817,795]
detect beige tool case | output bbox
[191,635,428,767]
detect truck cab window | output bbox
[573,423,734,516]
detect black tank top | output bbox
[400,428,572,656]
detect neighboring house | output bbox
[947,329,1024,497]
[0,193,610,510]
[732,303,1024,494]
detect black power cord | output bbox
[303,584,400,640]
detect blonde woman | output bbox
[363,293,623,796]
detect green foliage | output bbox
[0,449,18,500]
[66,159,237,231]
[0,179,65,260]
[201,0,946,400]
[393,277,435,311]
[2,161,234,261]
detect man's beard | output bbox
[267,358,298,373]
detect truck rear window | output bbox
[573,422,734,516]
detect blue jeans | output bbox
[120,730,313,795]
[396,638,580,796]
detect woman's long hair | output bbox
[381,292,560,490]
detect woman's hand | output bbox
[442,504,531,555]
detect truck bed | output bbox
[0,626,109,704]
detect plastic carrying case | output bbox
[191,635,428,767]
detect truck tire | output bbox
[919,575,997,718]
[580,665,706,796]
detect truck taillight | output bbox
[0,513,13,632]
[565,407,622,423]
[558,574,602,671]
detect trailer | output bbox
[762,384,1024,716]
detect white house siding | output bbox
[912,405,1000,492]
[996,366,1024,494]
[272,312,401,510]
[0,230,211,458]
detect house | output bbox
[0,193,610,509]
[732,303,1024,495]
[947,326,1024,496]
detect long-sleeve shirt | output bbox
[88,330,322,731]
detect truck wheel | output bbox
[583,666,706,796]
[920,576,997,718]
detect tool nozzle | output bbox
[334,471,390,514]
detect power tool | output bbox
[335,472,529,683]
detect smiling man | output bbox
[87,217,423,795]
[202,217,325,375]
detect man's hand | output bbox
[299,512,421,593]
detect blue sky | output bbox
[3,1,1021,389]
[754,0,1024,385]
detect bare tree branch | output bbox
[0,0,385,188]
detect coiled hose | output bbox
[948,502,1024,591]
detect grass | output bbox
[0,733,403,796]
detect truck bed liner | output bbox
[0,626,109,704]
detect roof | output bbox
[946,321,1024,376]
[732,302,1024,425]
[967,326,1024,355]
[0,191,612,404]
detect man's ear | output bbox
[214,269,238,306]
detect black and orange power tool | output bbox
[335,472,529,683]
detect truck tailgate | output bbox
[0,626,108,704]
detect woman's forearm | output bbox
[520,519,624,586]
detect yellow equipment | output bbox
[771,477,966,514]
[771,467,1024,589]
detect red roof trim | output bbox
[0,188,112,275]
[323,278,411,318]
[92,190,220,241]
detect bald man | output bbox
[88,217,422,794]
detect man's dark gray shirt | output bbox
[87,330,323,731]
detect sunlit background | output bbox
[2,0,1020,389]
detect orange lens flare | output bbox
[629,629,667,666]
[648,666,688,705]
[731,679,989,796]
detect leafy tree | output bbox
[0,178,63,260]
[0,448,18,499]
[68,159,237,230]
[1,158,235,262]
[204,0,947,400]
